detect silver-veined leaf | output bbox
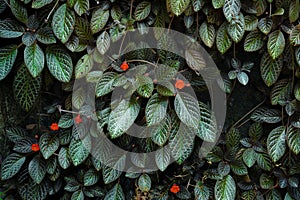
[223,0,241,22]
[84,168,100,186]
[213,0,225,9]
[267,30,285,59]
[1,153,25,180]
[52,4,75,43]
[287,127,300,155]
[243,148,256,168]
[170,0,191,16]
[95,72,118,97]
[28,155,47,184]
[258,17,273,35]
[155,147,171,171]
[227,13,245,43]
[267,126,286,162]
[134,1,151,21]
[104,183,125,200]
[290,28,300,46]
[244,30,265,52]
[169,124,195,164]
[102,155,126,184]
[260,52,283,87]
[24,43,44,77]
[256,152,272,171]
[289,0,300,23]
[39,133,59,159]
[36,26,56,44]
[271,79,292,105]
[185,49,206,75]
[151,114,171,146]
[146,93,168,126]
[197,101,217,142]
[32,0,53,9]
[108,98,140,138]
[96,31,110,55]
[71,190,84,200]
[0,44,18,80]
[251,107,281,123]
[195,181,210,200]
[216,21,232,54]
[75,53,93,79]
[10,0,28,24]
[244,15,258,31]
[90,8,109,34]
[69,136,91,166]
[0,19,24,38]
[214,175,236,200]
[138,174,151,192]
[199,21,215,48]
[46,45,73,82]
[74,0,89,16]
[13,64,41,111]
[58,147,71,169]
[174,92,200,128]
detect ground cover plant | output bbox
[1,0,300,199]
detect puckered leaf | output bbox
[267,30,285,59]
[267,126,286,162]
[39,133,59,159]
[24,43,45,77]
[0,44,18,81]
[104,183,125,200]
[260,52,283,87]
[28,155,47,184]
[1,153,25,180]
[223,0,241,22]
[199,21,215,48]
[214,175,236,200]
[146,93,168,126]
[0,19,24,38]
[170,0,191,16]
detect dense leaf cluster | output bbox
[0,0,300,199]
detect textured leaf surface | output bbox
[267,30,285,59]
[223,0,241,22]
[267,126,286,162]
[39,133,59,159]
[217,22,232,54]
[1,153,25,180]
[24,43,44,77]
[260,52,283,87]
[0,20,24,38]
[28,155,46,184]
[0,44,18,81]
[199,21,215,48]
[52,4,75,43]
[214,175,236,200]
[146,93,168,126]
[170,0,190,16]
[104,183,125,200]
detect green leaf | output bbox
[226,128,240,149]
[58,147,71,169]
[13,138,33,153]
[268,30,285,59]
[104,183,125,200]
[271,79,292,105]
[174,92,200,128]
[223,0,241,22]
[260,173,275,189]
[197,101,217,142]
[75,17,93,40]
[39,133,59,159]
[72,88,85,110]
[46,156,57,174]
[6,127,27,143]
[74,0,89,16]
[90,8,109,34]
[36,26,56,44]
[138,174,151,192]
[244,30,265,52]
[260,52,283,87]
[28,155,46,184]
[227,13,245,43]
[237,72,249,85]
[256,152,272,171]
[134,1,151,21]
[249,123,263,140]
[111,5,122,21]
[24,43,44,77]
[194,181,209,200]
[266,189,281,200]
[199,21,215,48]
[64,176,80,192]
[0,20,24,38]
[243,148,256,168]
[151,114,171,146]
[146,93,168,126]
[102,155,125,184]
[0,44,18,80]
[1,153,25,180]
[244,15,258,31]
[251,107,281,123]
[287,127,300,155]
[185,49,206,75]
[289,0,299,23]
[18,179,47,200]
[216,21,232,54]
[170,0,190,16]
[71,190,84,200]
[290,28,300,46]
[170,124,195,164]
[52,4,75,43]
[10,0,28,24]
[267,126,286,162]
[84,168,100,186]
[96,31,110,55]
[213,0,225,9]
[32,0,53,9]
[136,75,154,98]
[46,45,73,82]
[230,160,248,175]
[13,64,41,111]
[95,72,118,97]
[22,32,36,46]
[255,0,267,16]
[75,54,93,79]
[58,113,74,128]
[155,147,171,171]
[258,17,273,35]
[214,175,236,200]
[108,98,140,138]
[69,137,91,166]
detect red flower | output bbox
[175,79,185,89]
[120,61,129,71]
[31,143,40,152]
[170,184,180,194]
[50,123,59,131]
[75,114,83,124]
